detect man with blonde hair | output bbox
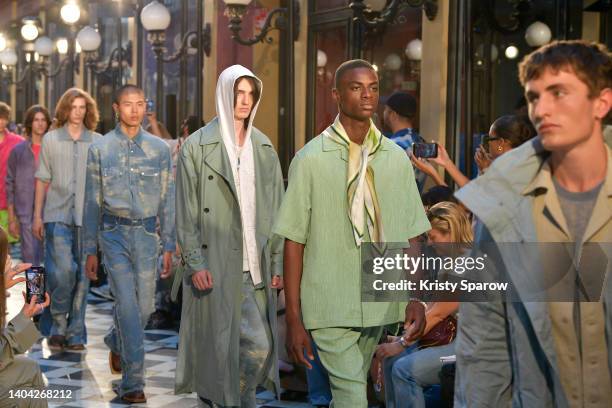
[33,88,101,351]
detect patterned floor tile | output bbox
[6,273,314,407]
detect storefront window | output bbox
[313,25,349,134]
[367,6,422,131]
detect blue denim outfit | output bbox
[83,125,175,396]
[35,127,101,343]
[388,128,427,192]
[383,341,455,408]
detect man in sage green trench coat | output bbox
[173,65,284,407]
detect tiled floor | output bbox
[6,263,312,407]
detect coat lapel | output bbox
[201,119,238,200]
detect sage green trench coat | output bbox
[173,118,284,405]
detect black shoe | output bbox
[145,310,171,330]
[47,335,65,350]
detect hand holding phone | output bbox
[26,266,46,304]
[413,142,439,159]
[146,99,155,114]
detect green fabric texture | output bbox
[273,133,430,330]
[0,210,18,243]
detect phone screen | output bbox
[146,99,155,113]
[26,267,46,304]
[413,142,438,159]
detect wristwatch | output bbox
[399,335,410,348]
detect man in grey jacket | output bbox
[454,40,611,408]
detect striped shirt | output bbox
[35,125,102,226]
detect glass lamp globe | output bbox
[60,1,81,25]
[525,21,552,47]
[405,39,422,61]
[56,38,69,55]
[34,36,54,57]
[77,26,102,52]
[21,20,39,42]
[140,0,171,31]
[505,45,519,60]
[0,49,18,66]
[384,53,402,71]
[317,50,327,68]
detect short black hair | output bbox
[113,84,145,105]
[421,186,458,208]
[490,114,536,148]
[334,59,377,89]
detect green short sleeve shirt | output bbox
[273,134,430,329]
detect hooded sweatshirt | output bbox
[216,65,264,286]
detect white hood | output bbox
[215,64,263,171]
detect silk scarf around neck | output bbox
[324,115,385,249]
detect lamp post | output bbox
[20,17,41,108]
[222,0,299,174]
[59,0,81,88]
[140,0,210,125]
[350,0,438,32]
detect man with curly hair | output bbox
[33,88,101,351]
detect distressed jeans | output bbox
[100,217,158,396]
[43,222,88,345]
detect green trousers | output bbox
[310,326,384,408]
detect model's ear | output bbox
[332,87,340,104]
[594,87,611,123]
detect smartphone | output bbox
[413,142,438,159]
[26,266,46,304]
[146,99,155,113]
[480,134,490,153]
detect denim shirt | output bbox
[388,128,427,192]
[82,125,175,255]
[5,141,37,220]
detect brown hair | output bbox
[54,88,99,131]
[234,76,261,129]
[0,101,11,120]
[519,40,612,123]
[24,105,52,137]
[427,202,473,244]
[0,227,8,328]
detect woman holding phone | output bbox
[0,226,50,407]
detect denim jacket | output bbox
[82,125,175,255]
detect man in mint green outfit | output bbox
[273,59,430,407]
